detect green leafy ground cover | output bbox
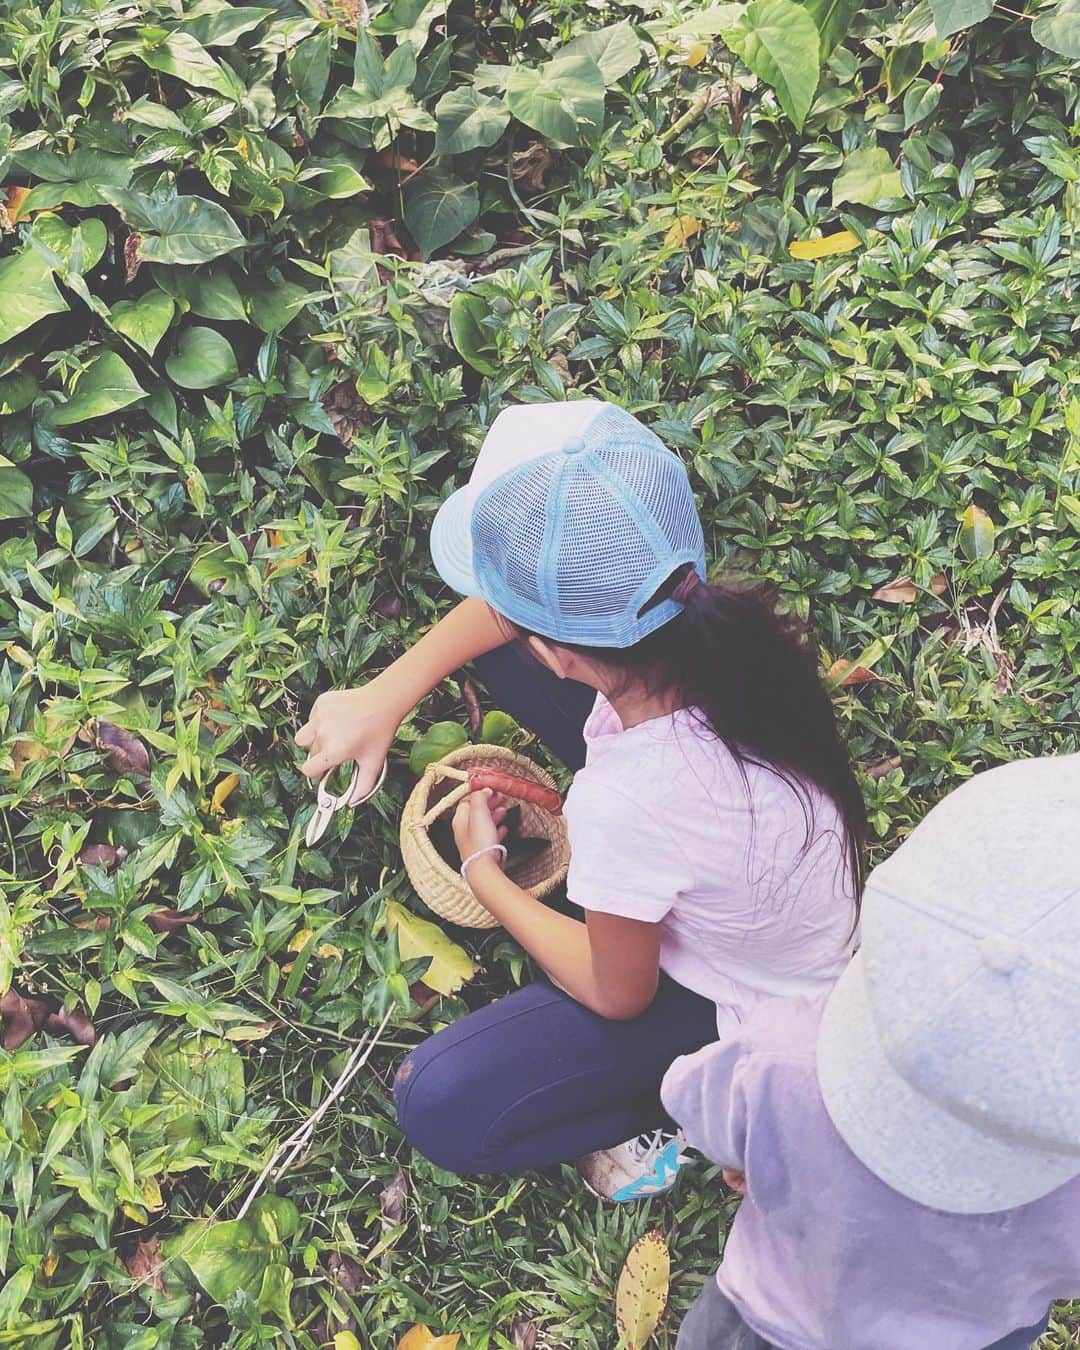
[1,0,1079,1343]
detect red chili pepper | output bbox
[467,769,563,816]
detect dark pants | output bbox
[393,643,718,1172]
[674,1278,1052,1350]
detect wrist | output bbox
[462,849,505,886]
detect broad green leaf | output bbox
[248,1196,301,1242]
[615,1231,670,1350]
[246,275,310,333]
[109,291,176,354]
[434,87,510,156]
[666,5,745,41]
[0,467,34,521]
[558,20,644,85]
[179,6,272,46]
[43,352,147,427]
[800,0,860,57]
[725,0,820,132]
[134,32,242,100]
[258,1263,294,1324]
[287,30,333,109]
[480,711,519,747]
[1031,0,1080,56]
[902,78,943,128]
[102,188,246,266]
[959,504,995,560]
[449,291,500,375]
[30,214,108,273]
[385,900,478,995]
[328,228,379,299]
[369,0,448,50]
[403,170,479,257]
[152,265,247,321]
[165,327,239,389]
[505,54,606,148]
[0,248,69,344]
[12,147,132,186]
[929,0,993,37]
[833,147,903,206]
[884,42,924,99]
[409,721,469,774]
[296,160,371,199]
[0,371,37,415]
[165,1219,268,1305]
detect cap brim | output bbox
[817,955,1080,1215]
[430,485,480,598]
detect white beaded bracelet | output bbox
[460,843,507,883]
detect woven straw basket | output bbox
[400,744,570,929]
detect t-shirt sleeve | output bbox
[564,778,694,923]
[661,1035,749,1170]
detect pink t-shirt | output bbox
[564,694,857,1031]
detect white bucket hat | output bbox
[817,753,1080,1215]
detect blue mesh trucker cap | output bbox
[430,400,706,648]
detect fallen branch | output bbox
[236,1003,396,1221]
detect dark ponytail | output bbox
[558,567,866,911]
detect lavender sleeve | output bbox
[661,1035,749,1171]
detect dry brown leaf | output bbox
[370,216,407,258]
[615,1230,670,1349]
[512,143,554,195]
[327,1249,366,1295]
[375,592,403,620]
[96,721,150,777]
[11,711,77,779]
[2,185,32,227]
[124,1237,167,1293]
[380,1169,407,1228]
[42,1250,59,1278]
[146,909,198,935]
[408,980,441,1015]
[124,232,143,281]
[826,659,883,687]
[79,843,128,869]
[376,150,422,175]
[664,216,701,247]
[866,755,902,780]
[45,1006,97,1047]
[509,1318,539,1349]
[461,677,482,733]
[331,0,370,27]
[872,575,947,604]
[0,989,50,1050]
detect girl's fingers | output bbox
[295,721,315,748]
[299,749,331,780]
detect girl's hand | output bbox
[722,1168,747,1196]
[295,686,398,804]
[452,789,509,865]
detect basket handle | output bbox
[412,764,562,830]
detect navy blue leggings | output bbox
[393,643,718,1173]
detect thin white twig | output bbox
[236,1004,395,1220]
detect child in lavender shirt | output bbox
[663,754,1080,1350]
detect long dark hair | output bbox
[526,566,866,911]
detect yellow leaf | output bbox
[316,943,343,960]
[385,901,477,997]
[676,39,708,66]
[11,710,77,779]
[211,771,240,814]
[615,1230,670,1350]
[397,1328,460,1350]
[789,230,863,259]
[2,185,32,225]
[335,1335,362,1350]
[121,1203,149,1224]
[288,928,315,953]
[142,1176,164,1210]
[236,134,250,162]
[43,1250,59,1278]
[872,574,947,604]
[664,216,701,247]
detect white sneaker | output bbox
[575,1129,691,1202]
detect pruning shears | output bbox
[305,758,388,847]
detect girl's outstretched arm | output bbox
[455,790,661,1020]
[296,597,507,798]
